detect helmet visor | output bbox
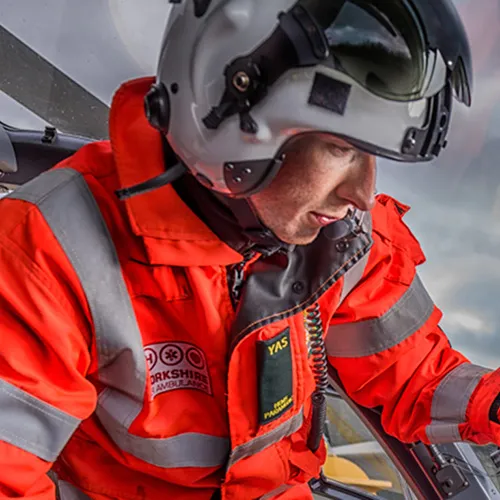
[299,0,429,101]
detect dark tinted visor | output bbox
[299,0,429,101]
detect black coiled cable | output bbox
[303,302,328,452]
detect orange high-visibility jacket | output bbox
[1,77,500,500]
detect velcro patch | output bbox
[308,72,351,115]
[144,342,212,400]
[257,328,293,424]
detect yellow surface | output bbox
[323,455,393,495]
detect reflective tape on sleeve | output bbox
[0,378,80,461]
[326,273,434,357]
[10,169,147,431]
[10,168,146,406]
[426,363,491,444]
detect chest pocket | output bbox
[124,259,191,301]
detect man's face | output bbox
[250,134,377,245]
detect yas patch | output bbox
[257,328,293,424]
[144,342,212,400]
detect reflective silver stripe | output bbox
[260,484,295,499]
[98,389,229,468]
[339,212,372,304]
[0,378,80,461]
[11,168,146,410]
[10,169,229,468]
[58,481,92,500]
[426,363,491,444]
[228,409,303,468]
[326,273,434,357]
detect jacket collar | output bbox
[109,77,243,267]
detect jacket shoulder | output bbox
[58,139,115,180]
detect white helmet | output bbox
[143,0,472,198]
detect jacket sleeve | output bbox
[0,205,97,498]
[327,195,500,446]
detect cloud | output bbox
[378,157,500,369]
[444,311,493,336]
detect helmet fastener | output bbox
[233,72,251,92]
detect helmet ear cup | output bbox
[144,82,171,134]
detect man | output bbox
[0,1,499,499]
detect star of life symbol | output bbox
[144,342,212,400]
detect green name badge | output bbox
[257,328,294,424]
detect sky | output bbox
[1,0,500,369]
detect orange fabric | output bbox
[0,77,498,500]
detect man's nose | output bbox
[336,153,377,212]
